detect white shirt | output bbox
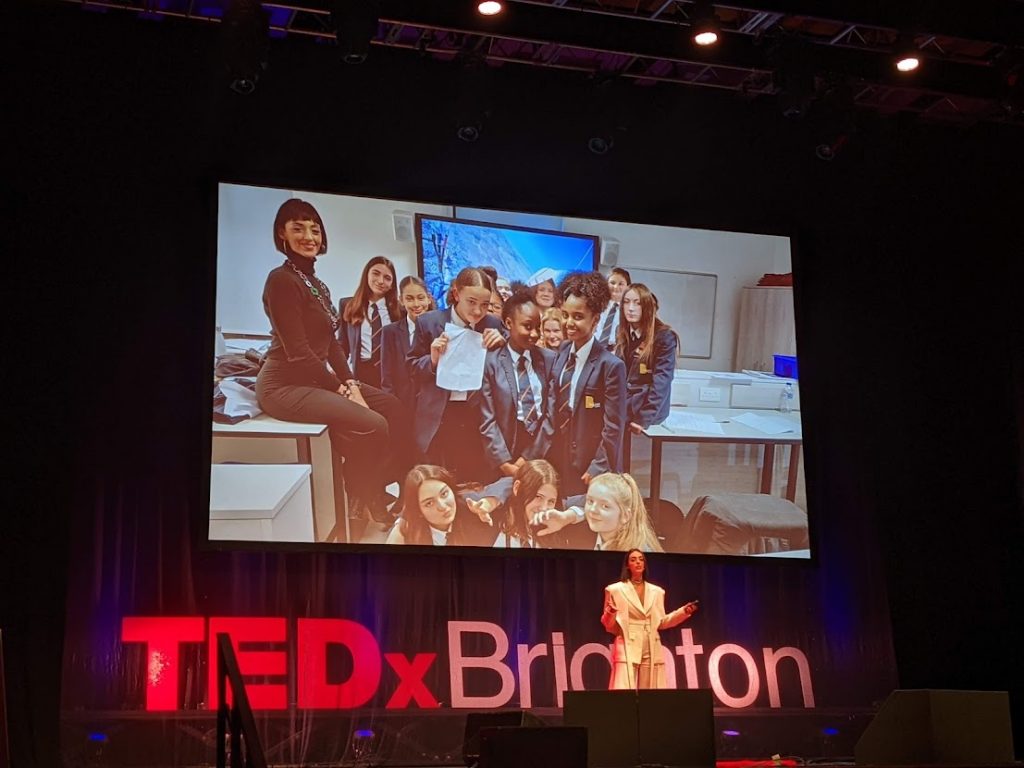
[595,534,614,551]
[429,525,451,546]
[360,299,392,360]
[447,308,476,401]
[406,317,417,347]
[507,347,543,423]
[568,335,597,410]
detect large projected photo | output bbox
[212,182,808,558]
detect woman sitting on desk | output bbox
[255,198,403,522]
[615,283,679,435]
[601,548,699,689]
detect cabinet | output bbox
[733,286,796,372]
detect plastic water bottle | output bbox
[779,382,794,413]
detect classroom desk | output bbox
[642,407,803,520]
[212,414,348,542]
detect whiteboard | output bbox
[625,268,717,359]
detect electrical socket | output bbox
[699,387,722,403]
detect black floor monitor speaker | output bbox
[478,726,587,768]
[462,710,543,766]
[854,689,1015,765]
[564,689,716,768]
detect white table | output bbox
[640,406,803,521]
[212,414,347,542]
[209,464,313,542]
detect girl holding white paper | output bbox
[406,267,505,482]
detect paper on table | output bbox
[218,378,263,418]
[436,322,487,392]
[709,371,753,385]
[664,411,726,435]
[731,411,796,435]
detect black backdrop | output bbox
[3,1,1023,766]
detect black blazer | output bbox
[547,340,627,497]
[622,327,678,429]
[478,345,556,471]
[336,296,362,373]
[406,307,505,454]
[381,317,414,406]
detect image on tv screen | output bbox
[211,182,808,559]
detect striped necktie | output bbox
[599,303,617,345]
[557,351,576,431]
[517,355,539,435]
[370,302,383,367]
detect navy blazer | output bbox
[380,317,415,406]
[478,344,556,471]
[547,340,626,497]
[406,307,505,454]
[336,296,362,373]
[622,327,678,428]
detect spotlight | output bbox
[1000,71,1024,117]
[893,34,921,73]
[690,0,720,46]
[454,55,491,143]
[770,34,818,118]
[332,0,379,65]
[587,134,614,155]
[457,122,482,142]
[221,0,269,95]
[815,134,848,161]
[477,0,503,15]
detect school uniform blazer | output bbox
[601,580,691,689]
[380,318,414,405]
[478,345,556,470]
[623,327,678,429]
[336,297,363,373]
[548,341,626,489]
[406,307,504,454]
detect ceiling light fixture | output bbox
[893,34,921,73]
[221,0,270,95]
[690,1,720,47]
[332,0,379,65]
[478,1,503,16]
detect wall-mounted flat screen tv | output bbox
[416,213,599,310]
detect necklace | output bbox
[285,260,340,331]
[631,579,643,585]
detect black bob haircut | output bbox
[273,198,328,256]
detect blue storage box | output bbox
[773,354,798,379]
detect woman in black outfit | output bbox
[255,198,404,523]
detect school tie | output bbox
[598,303,617,346]
[558,351,576,432]
[370,302,382,367]
[517,355,539,435]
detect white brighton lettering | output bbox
[762,646,815,707]
[707,643,760,708]
[447,621,515,708]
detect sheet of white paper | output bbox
[436,323,487,392]
[731,411,796,435]
[709,371,753,385]
[218,378,263,418]
[224,338,269,354]
[664,411,725,435]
